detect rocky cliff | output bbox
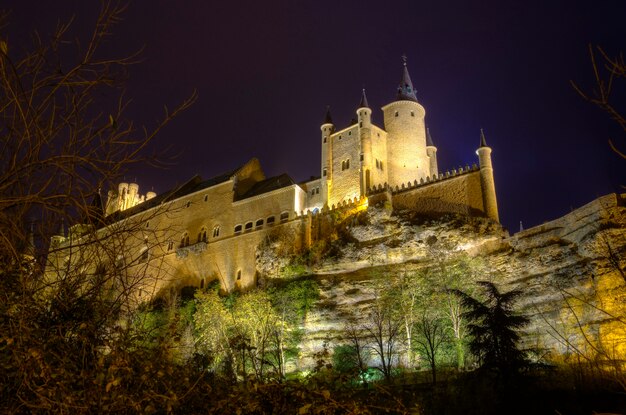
[257,193,626,369]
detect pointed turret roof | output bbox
[479,128,488,148]
[358,89,370,109]
[396,55,418,102]
[323,106,333,125]
[426,127,435,147]
[86,189,105,225]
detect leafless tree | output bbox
[572,45,626,161]
[363,297,403,382]
[414,312,448,385]
[0,2,196,412]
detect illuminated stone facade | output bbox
[47,61,499,296]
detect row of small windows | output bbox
[174,225,221,250]
[234,213,286,234]
[311,187,320,196]
[375,159,384,170]
[341,159,350,171]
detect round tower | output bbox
[320,107,334,207]
[128,183,139,209]
[426,127,438,177]
[381,57,430,187]
[118,182,128,211]
[357,89,373,193]
[476,129,499,222]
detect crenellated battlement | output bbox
[366,163,479,196]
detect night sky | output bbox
[4,1,626,232]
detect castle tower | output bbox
[426,127,438,177]
[320,107,334,207]
[381,57,430,187]
[357,89,373,193]
[477,129,499,222]
[118,182,129,211]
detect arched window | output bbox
[266,216,275,226]
[181,232,189,248]
[245,221,253,232]
[167,240,174,251]
[234,224,242,234]
[280,211,289,222]
[237,270,241,280]
[255,219,264,229]
[198,227,207,243]
[213,225,220,238]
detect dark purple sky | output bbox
[4,1,626,232]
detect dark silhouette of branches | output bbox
[0,2,196,412]
[453,281,529,377]
[571,45,626,160]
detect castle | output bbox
[47,60,499,298]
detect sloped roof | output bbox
[105,163,246,224]
[237,173,295,201]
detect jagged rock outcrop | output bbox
[256,193,626,369]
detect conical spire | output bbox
[426,127,435,147]
[358,89,370,109]
[86,189,105,225]
[479,128,488,147]
[396,55,418,102]
[323,106,333,124]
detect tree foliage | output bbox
[453,281,529,376]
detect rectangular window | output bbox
[323,168,327,177]
[360,154,364,161]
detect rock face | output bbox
[256,193,626,370]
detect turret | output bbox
[118,182,129,210]
[476,129,499,222]
[426,127,438,177]
[381,56,430,187]
[357,89,373,192]
[128,183,139,207]
[320,107,334,207]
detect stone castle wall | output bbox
[366,165,487,218]
[327,124,362,207]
